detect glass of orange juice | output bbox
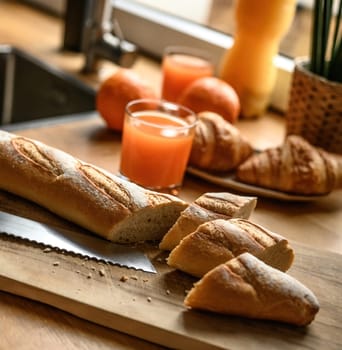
[119,99,198,192]
[161,46,214,103]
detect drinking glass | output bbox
[161,46,214,103]
[119,99,198,192]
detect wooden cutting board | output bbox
[0,191,341,350]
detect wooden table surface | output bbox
[1,1,341,349]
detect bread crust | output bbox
[0,131,187,242]
[189,111,253,172]
[237,135,342,195]
[159,192,257,250]
[167,218,294,277]
[184,253,319,326]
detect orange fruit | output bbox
[96,69,157,131]
[177,77,240,124]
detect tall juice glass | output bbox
[161,46,214,103]
[119,99,197,191]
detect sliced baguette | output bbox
[184,253,319,326]
[159,192,257,250]
[168,218,294,277]
[0,130,187,243]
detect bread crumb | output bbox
[166,289,170,295]
[53,261,60,266]
[87,273,92,279]
[147,297,152,302]
[184,289,190,295]
[76,270,80,274]
[130,275,138,280]
[99,268,105,277]
[43,247,52,253]
[91,266,96,271]
[143,278,149,283]
[120,275,129,282]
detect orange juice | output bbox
[120,100,197,189]
[219,0,296,118]
[161,47,213,103]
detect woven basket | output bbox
[286,57,342,154]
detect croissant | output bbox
[236,135,342,195]
[189,111,253,172]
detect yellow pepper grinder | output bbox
[219,0,296,118]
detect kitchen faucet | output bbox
[63,0,137,72]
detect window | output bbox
[112,0,300,112]
[131,0,315,59]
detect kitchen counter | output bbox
[1,1,341,350]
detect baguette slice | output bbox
[185,253,319,326]
[0,130,187,243]
[159,192,257,250]
[168,218,294,277]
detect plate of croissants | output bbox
[187,112,342,201]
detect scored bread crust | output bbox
[167,218,294,277]
[0,130,187,243]
[184,253,319,326]
[159,192,257,250]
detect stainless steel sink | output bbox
[0,45,96,126]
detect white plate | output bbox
[187,166,327,201]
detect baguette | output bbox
[159,192,257,250]
[167,218,294,277]
[0,130,187,243]
[184,253,319,326]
